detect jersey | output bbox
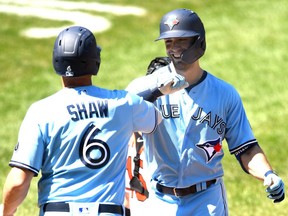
[128,63,257,188]
[9,85,160,207]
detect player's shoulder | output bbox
[96,86,143,106]
[207,72,237,90]
[206,72,242,100]
[94,85,127,98]
[28,91,58,109]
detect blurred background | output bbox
[0,0,287,215]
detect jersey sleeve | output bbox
[9,103,44,176]
[224,88,258,154]
[128,93,161,134]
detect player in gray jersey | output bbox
[126,9,285,216]
[0,26,188,216]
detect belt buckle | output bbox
[173,188,180,197]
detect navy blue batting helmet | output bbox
[53,26,101,77]
[156,9,206,64]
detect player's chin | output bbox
[172,59,189,71]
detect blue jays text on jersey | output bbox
[161,104,226,135]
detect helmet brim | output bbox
[155,30,199,41]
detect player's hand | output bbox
[263,171,285,203]
[157,73,189,95]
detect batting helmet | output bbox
[156,9,206,64]
[53,26,101,77]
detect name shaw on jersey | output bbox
[67,100,109,121]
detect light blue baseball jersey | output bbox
[129,64,257,188]
[9,85,159,206]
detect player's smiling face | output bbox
[164,37,196,71]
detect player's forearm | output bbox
[2,168,33,216]
[2,190,21,216]
[126,75,161,102]
[136,87,163,102]
[126,73,188,102]
[2,184,29,215]
[240,145,273,181]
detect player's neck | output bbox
[177,61,204,86]
[62,75,93,88]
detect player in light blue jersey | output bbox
[126,9,285,216]
[0,26,188,216]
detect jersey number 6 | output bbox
[79,124,110,169]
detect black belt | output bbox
[156,179,216,197]
[43,202,124,215]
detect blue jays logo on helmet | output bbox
[156,9,204,41]
[196,138,222,163]
[164,15,179,30]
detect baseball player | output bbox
[126,9,285,215]
[0,26,188,216]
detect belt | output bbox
[43,202,124,215]
[156,179,216,197]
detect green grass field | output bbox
[0,0,287,215]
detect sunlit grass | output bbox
[0,1,287,215]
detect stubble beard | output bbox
[171,57,190,74]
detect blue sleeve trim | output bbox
[145,108,159,134]
[230,139,258,155]
[9,160,39,176]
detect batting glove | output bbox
[157,73,189,95]
[263,170,285,203]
